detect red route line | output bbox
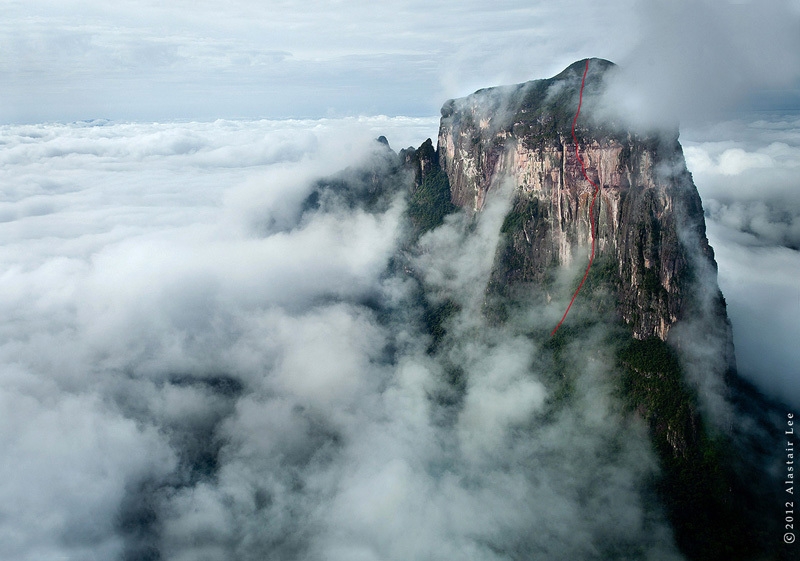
[551,59,601,337]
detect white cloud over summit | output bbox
[598,0,800,130]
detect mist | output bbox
[596,0,800,130]
[678,116,800,410]
[0,118,693,560]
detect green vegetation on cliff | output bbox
[422,298,460,353]
[501,196,540,234]
[617,338,761,561]
[407,166,457,236]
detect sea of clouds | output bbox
[0,117,688,560]
[0,117,429,560]
[0,114,796,560]
[682,114,800,409]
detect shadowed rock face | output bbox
[434,58,715,340]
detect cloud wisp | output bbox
[597,0,800,130]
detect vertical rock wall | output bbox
[434,60,716,339]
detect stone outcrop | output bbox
[432,58,716,340]
[398,59,784,561]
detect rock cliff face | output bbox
[399,59,786,561]
[432,58,715,340]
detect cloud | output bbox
[703,199,800,249]
[683,132,800,249]
[598,0,800,129]
[1,0,798,129]
[0,118,405,559]
[689,147,774,176]
[0,383,176,560]
[705,220,800,408]
[2,1,796,124]
[0,118,689,560]
[0,1,632,122]
[678,115,800,410]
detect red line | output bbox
[551,59,601,337]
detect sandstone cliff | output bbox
[397,59,786,561]
[431,58,715,340]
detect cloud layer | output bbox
[0,118,690,560]
[0,118,403,559]
[682,115,800,408]
[4,1,798,124]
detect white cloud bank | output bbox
[0,118,683,560]
[0,118,405,560]
[682,115,800,408]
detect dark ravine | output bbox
[395,59,790,561]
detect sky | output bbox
[2,0,796,124]
[2,0,632,123]
[1,1,800,559]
